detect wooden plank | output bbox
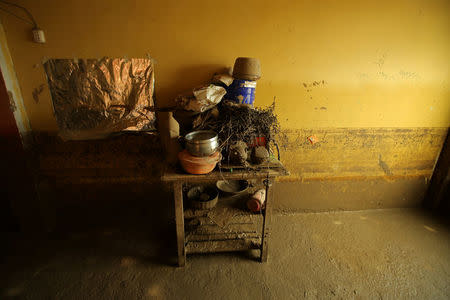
[220,157,284,170]
[185,214,262,226]
[183,192,260,220]
[186,239,260,254]
[186,222,261,235]
[186,232,261,242]
[173,181,186,267]
[260,179,273,263]
[186,223,259,233]
[162,165,288,182]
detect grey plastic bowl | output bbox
[216,180,249,195]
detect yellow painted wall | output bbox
[0,0,448,132]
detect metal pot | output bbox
[185,130,219,157]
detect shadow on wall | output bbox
[41,182,172,234]
[424,131,450,213]
[31,132,171,234]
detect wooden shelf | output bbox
[184,193,263,254]
[161,162,288,183]
[186,239,260,254]
[167,161,283,266]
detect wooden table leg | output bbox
[260,178,273,262]
[173,181,186,267]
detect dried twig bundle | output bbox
[194,101,280,161]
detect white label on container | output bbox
[242,81,257,88]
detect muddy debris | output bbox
[251,146,269,164]
[194,100,280,164]
[229,140,248,165]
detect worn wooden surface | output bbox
[184,190,263,255]
[185,208,263,245]
[220,157,284,171]
[162,165,288,182]
[186,239,260,254]
[173,182,185,267]
[169,173,283,265]
[260,181,273,262]
[186,232,261,242]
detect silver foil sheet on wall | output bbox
[44,57,156,140]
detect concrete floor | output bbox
[1,208,449,299]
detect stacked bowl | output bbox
[178,130,220,174]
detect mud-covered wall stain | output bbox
[32,84,45,103]
[278,127,448,181]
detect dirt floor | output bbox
[1,208,449,299]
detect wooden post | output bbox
[173,181,186,267]
[260,177,273,262]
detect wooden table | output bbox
[162,164,288,267]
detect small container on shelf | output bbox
[184,130,219,157]
[216,180,249,195]
[247,189,266,213]
[178,149,220,175]
[187,185,219,209]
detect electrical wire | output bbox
[0,0,37,27]
[0,6,34,25]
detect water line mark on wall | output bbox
[32,84,45,103]
[374,53,387,69]
[398,70,420,80]
[303,80,326,90]
[378,154,393,176]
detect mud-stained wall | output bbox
[1,0,449,210]
[276,128,448,210]
[280,128,448,181]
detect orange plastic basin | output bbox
[178,150,220,175]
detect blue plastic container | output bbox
[227,79,257,105]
